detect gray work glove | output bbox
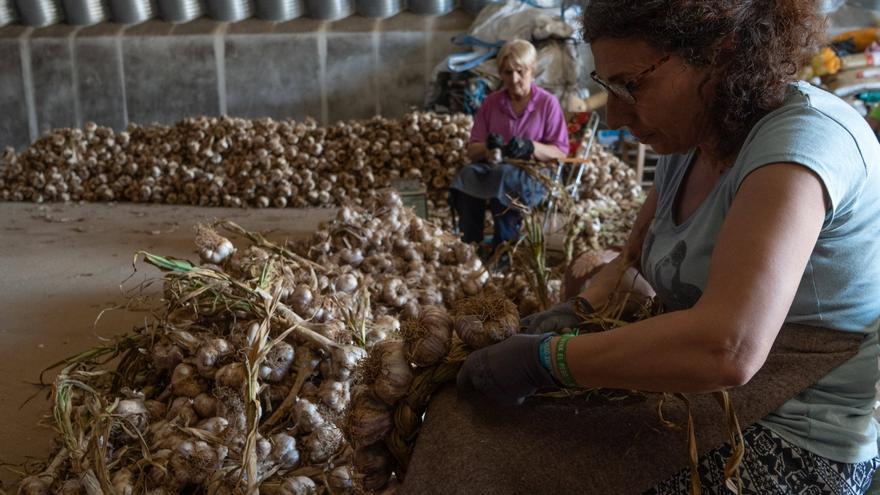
[503,137,535,160]
[520,299,592,334]
[456,333,559,405]
[487,133,505,150]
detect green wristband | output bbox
[555,334,578,388]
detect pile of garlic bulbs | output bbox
[344,294,520,492]
[0,112,472,213]
[0,112,645,251]
[19,191,492,495]
[290,190,488,321]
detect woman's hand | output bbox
[580,255,655,318]
[456,333,559,405]
[519,301,583,334]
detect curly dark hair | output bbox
[583,0,824,157]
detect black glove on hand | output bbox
[503,137,535,160]
[456,333,559,405]
[487,133,505,150]
[519,299,593,334]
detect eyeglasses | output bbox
[590,55,671,104]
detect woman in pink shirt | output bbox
[449,39,569,252]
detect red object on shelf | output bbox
[565,111,594,157]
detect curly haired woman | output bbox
[456,1,880,493]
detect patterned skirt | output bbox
[645,423,880,495]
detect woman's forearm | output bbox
[551,306,748,394]
[468,140,565,162]
[532,142,567,162]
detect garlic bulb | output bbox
[113,399,149,435]
[289,284,313,315]
[196,416,229,436]
[111,469,134,495]
[215,362,247,391]
[360,340,413,405]
[278,476,318,495]
[257,436,273,461]
[171,363,207,398]
[304,424,343,463]
[317,379,350,413]
[354,442,394,492]
[59,478,85,494]
[338,248,364,267]
[330,345,366,381]
[227,246,271,279]
[260,342,296,383]
[401,305,452,367]
[452,293,520,349]
[401,299,421,321]
[195,338,232,378]
[381,277,409,307]
[194,224,235,264]
[145,399,167,420]
[18,476,50,495]
[328,466,354,494]
[270,432,300,469]
[166,396,198,426]
[345,388,393,448]
[151,340,184,372]
[169,439,224,486]
[334,273,359,293]
[193,393,219,418]
[292,399,325,433]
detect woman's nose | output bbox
[605,94,634,130]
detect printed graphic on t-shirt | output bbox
[647,235,703,311]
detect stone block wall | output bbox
[0,11,474,151]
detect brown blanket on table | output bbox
[401,324,865,495]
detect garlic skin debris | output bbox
[400,305,452,367]
[452,293,520,349]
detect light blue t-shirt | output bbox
[641,82,880,463]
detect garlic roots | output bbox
[452,293,520,349]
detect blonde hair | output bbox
[497,39,537,72]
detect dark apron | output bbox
[401,324,866,494]
[449,162,547,208]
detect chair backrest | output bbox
[554,111,601,202]
[542,111,601,243]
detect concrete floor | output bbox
[0,201,335,489]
